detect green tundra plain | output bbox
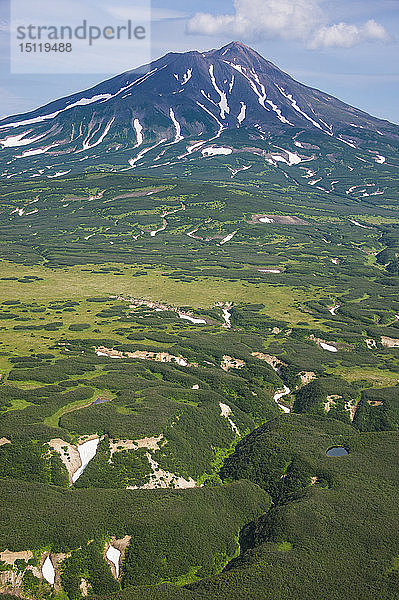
[0,166,398,599]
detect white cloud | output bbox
[309,19,390,48]
[187,0,389,49]
[187,0,324,42]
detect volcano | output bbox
[0,41,398,178]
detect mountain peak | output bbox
[218,41,251,51]
[208,41,262,59]
[0,41,397,179]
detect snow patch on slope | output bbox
[209,64,230,119]
[1,94,113,130]
[79,117,114,152]
[275,85,329,133]
[169,108,184,143]
[42,557,55,585]
[202,146,232,156]
[129,139,167,168]
[196,102,225,138]
[133,119,143,147]
[0,131,47,148]
[219,231,237,245]
[237,102,246,124]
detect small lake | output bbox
[92,397,112,405]
[326,446,348,457]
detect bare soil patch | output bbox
[249,214,310,225]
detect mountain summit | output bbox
[0,42,397,177]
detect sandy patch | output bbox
[0,550,33,564]
[109,439,137,460]
[80,578,90,597]
[300,371,316,385]
[366,339,377,349]
[109,188,165,201]
[95,346,197,368]
[51,553,71,588]
[249,214,309,225]
[0,568,25,594]
[381,336,399,348]
[251,352,287,373]
[219,402,240,435]
[127,297,171,311]
[221,355,245,372]
[127,453,196,490]
[135,435,163,450]
[48,439,81,483]
[0,437,11,447]
[347,400,360,421]
[324,395,341,412]
[109,435,164,460]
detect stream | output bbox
[273,386,291,413]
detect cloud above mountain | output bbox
[309,19,389,49]
[187,0,389,49]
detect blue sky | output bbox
[0,0,398,123]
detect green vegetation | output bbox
[353,385,399,431]
[0,479,269,595]
[0,171,398,599]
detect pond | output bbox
[326,446,348,457]
[92,397,112,405]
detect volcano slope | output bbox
[0,42,398,181]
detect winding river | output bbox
[273,386,291,413]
